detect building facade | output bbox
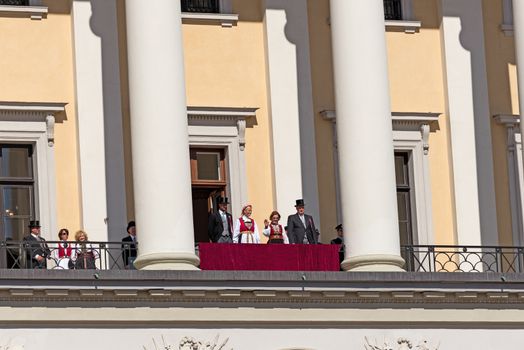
[0,0,524,348]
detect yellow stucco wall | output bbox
[482,0,517,246]
[182,0,274,231]
[0,0,81,238]
[308,0,457,245]
[388,0,456,245]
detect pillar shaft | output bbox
[514,1,524,140]
[330,0,404,271]
[125,0,199,270]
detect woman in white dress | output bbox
[233,204,260,244]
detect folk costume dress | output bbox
[262,223,289,244]
[233,215,260,244]
[54,240,73,269]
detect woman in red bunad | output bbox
[263,211,289,244]
[53,228,73,269]
[233,204,260,244]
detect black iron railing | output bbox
[0,240,136,270]
[383,0,402,20]
[402,245,524,273]
[0,0,29,5]
[181,0,219,13]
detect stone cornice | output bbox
[0,271,523,307]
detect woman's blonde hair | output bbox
[74,230,88,241]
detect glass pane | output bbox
[3,217,28,241]
[0,146,32,178]
[396,192,408,220]
[196,152,220,180]
[3,187,31,216]
[394,154,408,186]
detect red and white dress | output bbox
[53,241,73,269]
[233,215,260,244]
[262,223,289,244]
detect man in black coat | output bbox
[121,221,137,269]
[23,220,50,269]
[286,199,319,244]
[208,197,234,243]
[330,224,345,265]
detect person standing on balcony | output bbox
[121,221,137,269]
[263,211,289,244]
[330,224,345,266]
[286,199,319,244]
[207,197,233,243]
[233,204,260,244]
[54,228,72,269]
[23,220,51,269]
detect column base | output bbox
[341,254,405,272]
[134,252,200,270]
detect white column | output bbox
[262,0,321,226]
[71,1,109,242]
[126,0,199,270]
[515,1,524,148]
[440,0,498,246]
[330,0,404,271]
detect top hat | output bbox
[335,224,343,231]
[28,220,41,228]
[217,197,230,204]
[295,199,305,207]
[127,221,136,232]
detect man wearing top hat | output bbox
[121,220,137,269]
[23,220,51,269]
[208,197,234,243]
[286,199,319,244]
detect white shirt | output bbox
[233,215,260,244]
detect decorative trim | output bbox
[0,102,66,147]
[494,114,523,246]
[181,13,239,27]
[0,5,47,20]
[365,337,439,350]
[385,20,422,34]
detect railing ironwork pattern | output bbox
[402,245,524,273]
[383,0,402,20]
[0,0,29,5]
[181,0,219,13]
[0,240,136,270]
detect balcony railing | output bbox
[0,240,134,270]
[0,0,29,5]
[402,245,524,273]
[181,0,219,13]
[383,0,402,20]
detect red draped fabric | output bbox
[199,243,341,271]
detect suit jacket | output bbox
[286,213,318,244]
[208,210,234,242]
[121,235,137,267]
[22,234,50,269]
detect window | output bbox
[395,151,415,267]
[0,0,28,5]
[383,0,402,20]
[181,0,219,13]
[0,144,35,242]
[190,148,226,186]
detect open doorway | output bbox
[190,147,227,243]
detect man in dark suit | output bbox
[208,197,234,243]
[330,224,345,265]
[122,221,137,269]
[23,220,50,269]
[286,199,319,244]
